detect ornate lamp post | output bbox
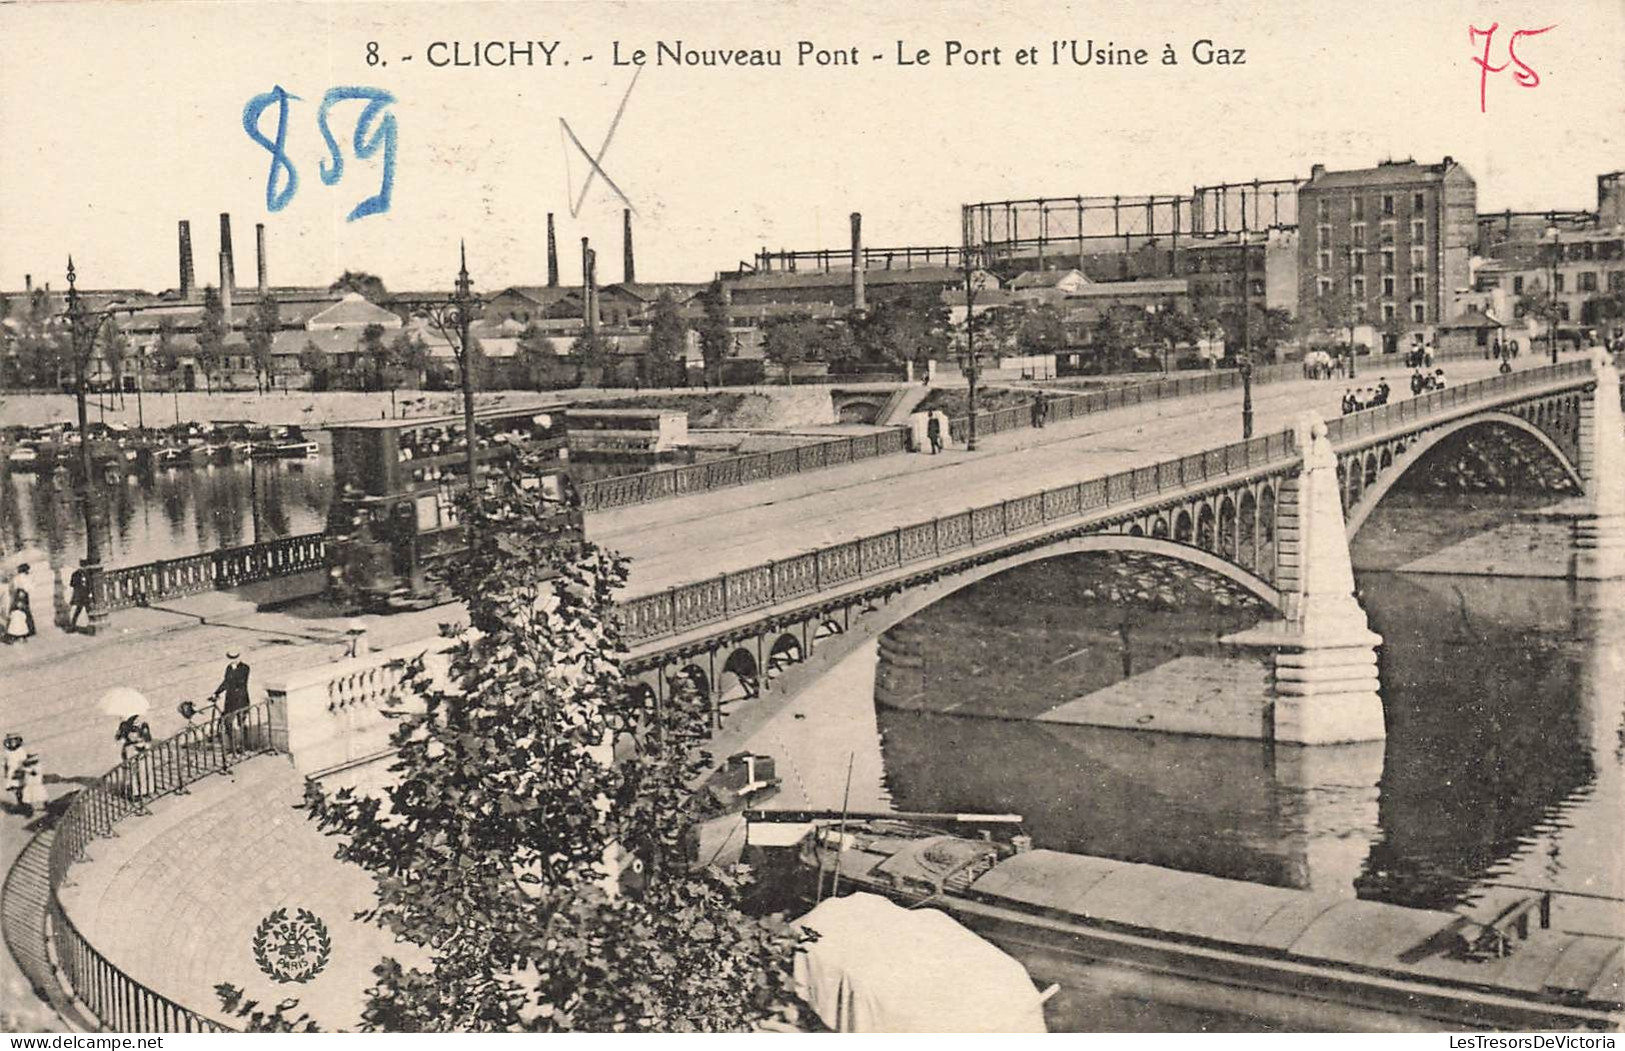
[1240,237,1255,440]
[1546,225,1561,365]
[409,243,484,513]
[1345,244,1359,381]
[65,257,107,634]
[962,259,980,451]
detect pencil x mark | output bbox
[560,67,641,217]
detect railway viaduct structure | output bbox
[618,352,1625,745]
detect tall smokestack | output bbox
[219,213,235,288]
[24,275,31,294]
[219,252,234,325]
[178,221,195,299]
[623,209,635,284]
[255,223,268,297]
[850,212,866,312]
[546,213,559,287]
[582,237,598,333]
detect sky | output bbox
[1,0,1622,294]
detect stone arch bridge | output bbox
[618,357,1624,746]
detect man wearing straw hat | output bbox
[210,649,253,755]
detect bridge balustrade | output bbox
[615,361,1598,648]
[92,533,329,613]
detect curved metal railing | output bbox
[45,702,283,1032]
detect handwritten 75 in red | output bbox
[1469,22,1556,114]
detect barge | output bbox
[750,817,1623,1032]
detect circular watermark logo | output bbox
[253,907,332,984]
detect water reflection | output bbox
[0,460,333,572]
[874,537,1622,917]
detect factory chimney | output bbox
[24,275,31,294]
[623,209,635,284]
[178,221,195,300]
[582,237,598,333]
[255,223,268,297]
[850,212,866,312]
[219,251,234,325]
[546,213,559,287]
[219,213,235,287]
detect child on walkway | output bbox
[15,753,46,817]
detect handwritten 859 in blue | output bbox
[242,86,397,221]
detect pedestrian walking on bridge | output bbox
[211,650,253,756]
[926,414,943,455]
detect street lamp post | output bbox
[1240,238,1255,440]
[410,243,484,514]
[135,347,145,431]
[1546,226,1561,365]
[249,455,261,545]
[65,257,107,634]
[1345,245,1359,381]
[962,261,979,452]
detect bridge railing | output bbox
[1321,358,1590,447]
[578,429,910,512]
[619,360,1594,647]
[584,362,1343,514]
[93,532,328,614]
[47,702,282,1032]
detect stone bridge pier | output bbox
[1230,414,1386,745]
[1573,348,1625,581]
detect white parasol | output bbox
[97,687,151,719]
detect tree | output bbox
[761,314,854,383]
[1306,282,1359,356]
[1517,282,1564,357]
[331,271,389,304]
[153,318,183,380]
[360,323,390,390]
[1144,298,1202,372]
[698,283,733,387]
[247,295,282,394]
[8,312,65,389]
[645,292,687,387]
[1087,310,1136,374]
[99,321,131,406]
[298,340,331,391]
[195,285,228,394]
[388,330,429,389]
[570,328,606,387]
[854,292,950,372]
[1014,303,1067,357]
[516,323,562,390]
[222,448,804,1032]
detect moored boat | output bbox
[7,444,43,472]
[747,817,1624,1032]
[254,425,319,459]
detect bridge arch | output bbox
[719,647,760,702]
[867,532,1282,643]
[1345,410,1584,538]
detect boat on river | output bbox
[7,443,44,473]
[253,425,319,460]
[747,816,1623,1032]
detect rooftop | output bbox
[1303,158,1466,191]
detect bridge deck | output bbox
[594,357,1547,600]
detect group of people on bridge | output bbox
[1341,378,1393,415]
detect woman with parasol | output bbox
[101,688,153,805]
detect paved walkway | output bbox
[0,590,456,1028]
[54,755,419,1031]
[591,357,1545,596]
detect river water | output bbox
[1,460,335,570]
[867,493,1625,939]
